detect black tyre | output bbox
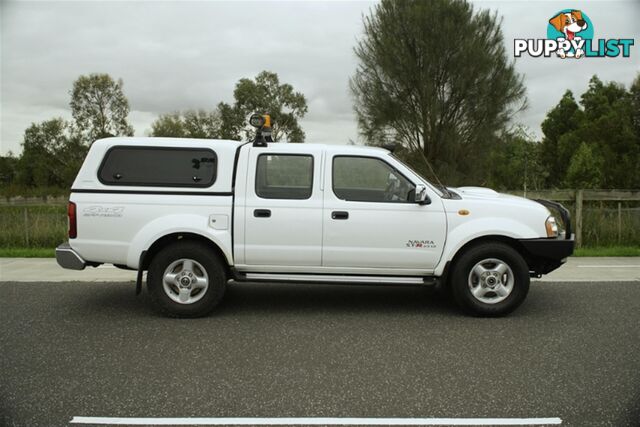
[147,241,227,318]
[449,242,529,316]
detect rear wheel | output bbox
[147,241,226,317]
[449,242,529,316]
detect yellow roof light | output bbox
[249,113,271,129]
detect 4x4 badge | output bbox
[83,206,124,218]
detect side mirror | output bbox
[415,184,431,205]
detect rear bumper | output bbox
[519,235,575,275]
[55,242,86,270]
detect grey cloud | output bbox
[1,0,638,154]
[1,1,372,151]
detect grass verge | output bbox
[573,246,640,257]
[0,248,56,258]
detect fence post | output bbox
[575,189,583,248]
[24,207,30,247]
[617,202,622,243]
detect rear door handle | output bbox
[254,209,271,218]
[331,211,349,220]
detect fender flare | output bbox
[434,218,539,276]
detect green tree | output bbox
[150,72,307,143]
[539,90,583,187]
[216,102,244,140]
[539,75,640,188]
[578,76,639,188]
[181,110,221,139]
[487,129,547,191]
[150,106,242,140]
[581,75,628,120]
[233,71,308,142]
[350,0,525,184]
[70,73,134,142]
[630,73,640,137]
[564,142,603,189]
[16,119,87,188]
[0,152,18,185]
[150,112,185,138]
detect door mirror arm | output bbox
[415,184,431,205]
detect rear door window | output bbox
[255,154,313,199]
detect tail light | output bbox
[68,202,77,239]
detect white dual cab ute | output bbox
[56,135,574,317]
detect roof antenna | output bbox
[391,140,451,198]
[416,147,451,197]
[382,142,397,152]
[250,113,273,147]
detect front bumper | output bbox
[521,198,575,275]
[56,242,86,270]
[519,235,575,275]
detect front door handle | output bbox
[331,211,349,220]
[254,209,271,218]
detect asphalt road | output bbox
[1,281,639,427]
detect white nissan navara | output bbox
[56,118,574,317]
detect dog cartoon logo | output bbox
[547,9,593,58]
[514,9,633,59]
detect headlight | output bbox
[545,216,559,237]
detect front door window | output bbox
[333,156,415,203]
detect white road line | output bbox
[535,279,640,282]
[69,416,562,425]
[577,265,640,268]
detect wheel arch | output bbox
[438,235,533,280]
[140,232,231,275]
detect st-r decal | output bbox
[406,240,436,249]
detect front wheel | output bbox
[147,241,227,318]
[449,242,530,316]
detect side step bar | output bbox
[240,273,434,285]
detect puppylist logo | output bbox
[514,9,634,59]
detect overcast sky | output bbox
[1,0,638,155]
